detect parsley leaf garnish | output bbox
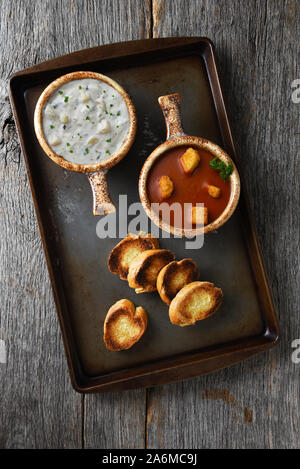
[209,157,233,181]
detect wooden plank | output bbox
[147,0,300,449]
[84,390,146,449]
[0,0,151,449]
[0,0,82,449]
[82,0,151,449]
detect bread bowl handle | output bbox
[158,93,185,139]
[87,171,115,216]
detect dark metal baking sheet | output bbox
[9,38,279,392]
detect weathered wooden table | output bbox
[0,0,299,449]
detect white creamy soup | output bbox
[43,78,130,164]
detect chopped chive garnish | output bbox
[112,94,115,97]
[69,150,73,153]
[64,96,69,103]
[106,138,111,143]
[50,125,55,129]
[110,113,113,116]
[85,116,90,120]
[116,125,119,128]
[86,105,90,108]
[104,110,108,114]
[116,111,120,116]
[58,91,63,95]
[78,85,82,90]
[106,150,110,155]
[66,143,70,147]
[84,148,89,155]
[110,104,113,107]
[103,90,106,93]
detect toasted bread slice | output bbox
[157,259,199,305]
[108,232,159,280]
[169,281,223,326]
[128,249,175,293]
[104,299,148,351]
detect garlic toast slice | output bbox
[169,281,223,326]
[157,259,199,305]
[108,232,159,280]
[128,249,175,293]
[104,299,148,351]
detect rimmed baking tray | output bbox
[9,37,279,392]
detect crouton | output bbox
[191,206,208,225]
[208,185,221,198]
[159,175,173,199]
[180,148,200,174]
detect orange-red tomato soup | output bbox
[147,146,231,228]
